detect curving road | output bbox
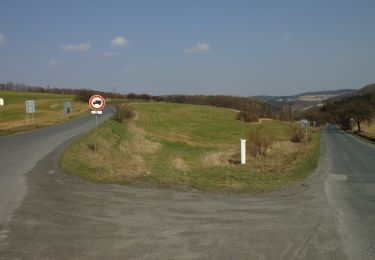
[0,121,374,259]
[0,110,112,227]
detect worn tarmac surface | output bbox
[0,122,374,259]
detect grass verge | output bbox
[60,102,321,193]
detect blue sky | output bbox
[0,0,374,96]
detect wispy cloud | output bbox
[0,34,5,44]
[184,42,211,54]
[103,51,114,57]
[121,68,130,73]
[48,60,59,66]
[61,42,91,51]
[111,36,128,47]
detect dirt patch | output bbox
[171,157,189,171]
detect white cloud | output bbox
[111,36,129,47]
[103,51,114,57]
[61,42,91,51]
[184,42,211,54]
[0,34,5,44]
[121,68,130,72]
[48,60,59,66]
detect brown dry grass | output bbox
[201,150,236,166]
[269,140,300,154]
[171,157,189,171]
[99,122,160,177]
[61,112,161,184]
[0,100,88,135]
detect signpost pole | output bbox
[89,95,105,153]
[95,114,98,153]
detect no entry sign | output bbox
[89,95,105,111]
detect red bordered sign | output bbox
[89,95,105,111]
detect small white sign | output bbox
[25,100,35,113]
[0,98,4,106]
[91,110,103,115]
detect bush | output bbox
[246,125,274,157]
[112,103,135,123]
[237,111,259,122]
[290,125,305,143]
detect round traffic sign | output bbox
[89,95,105,110]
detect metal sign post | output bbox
[89,95,105,153]
[95,113,98,152]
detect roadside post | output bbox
[240,139,246,164]
[0,98,4,112]
[89,95,105,153]
[25,100,36,123]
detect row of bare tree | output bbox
[323,94,375,132]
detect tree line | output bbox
[322,94,375,132]
[1,82,273,122]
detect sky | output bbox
[0,0,374,96]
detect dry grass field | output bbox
[0,90,88,135]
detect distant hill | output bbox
[252,89,356,111]
[325,83,375,103]
[256,83,375,117]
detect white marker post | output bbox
[0,98,4,112]
[89,95,105,153]
[240,139,246,165]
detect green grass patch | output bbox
[60,102,321,193]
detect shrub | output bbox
[112,103,135,123]
[246,125,274,157]
[290,125,305,143]
[237,111,259,122]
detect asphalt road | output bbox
[323,125,375,259]
[0,122,374,259]
[0,109,112,227]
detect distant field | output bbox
[61,102,320,193]
[0,90,88,135]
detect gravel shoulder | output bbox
[0,131,347,259]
